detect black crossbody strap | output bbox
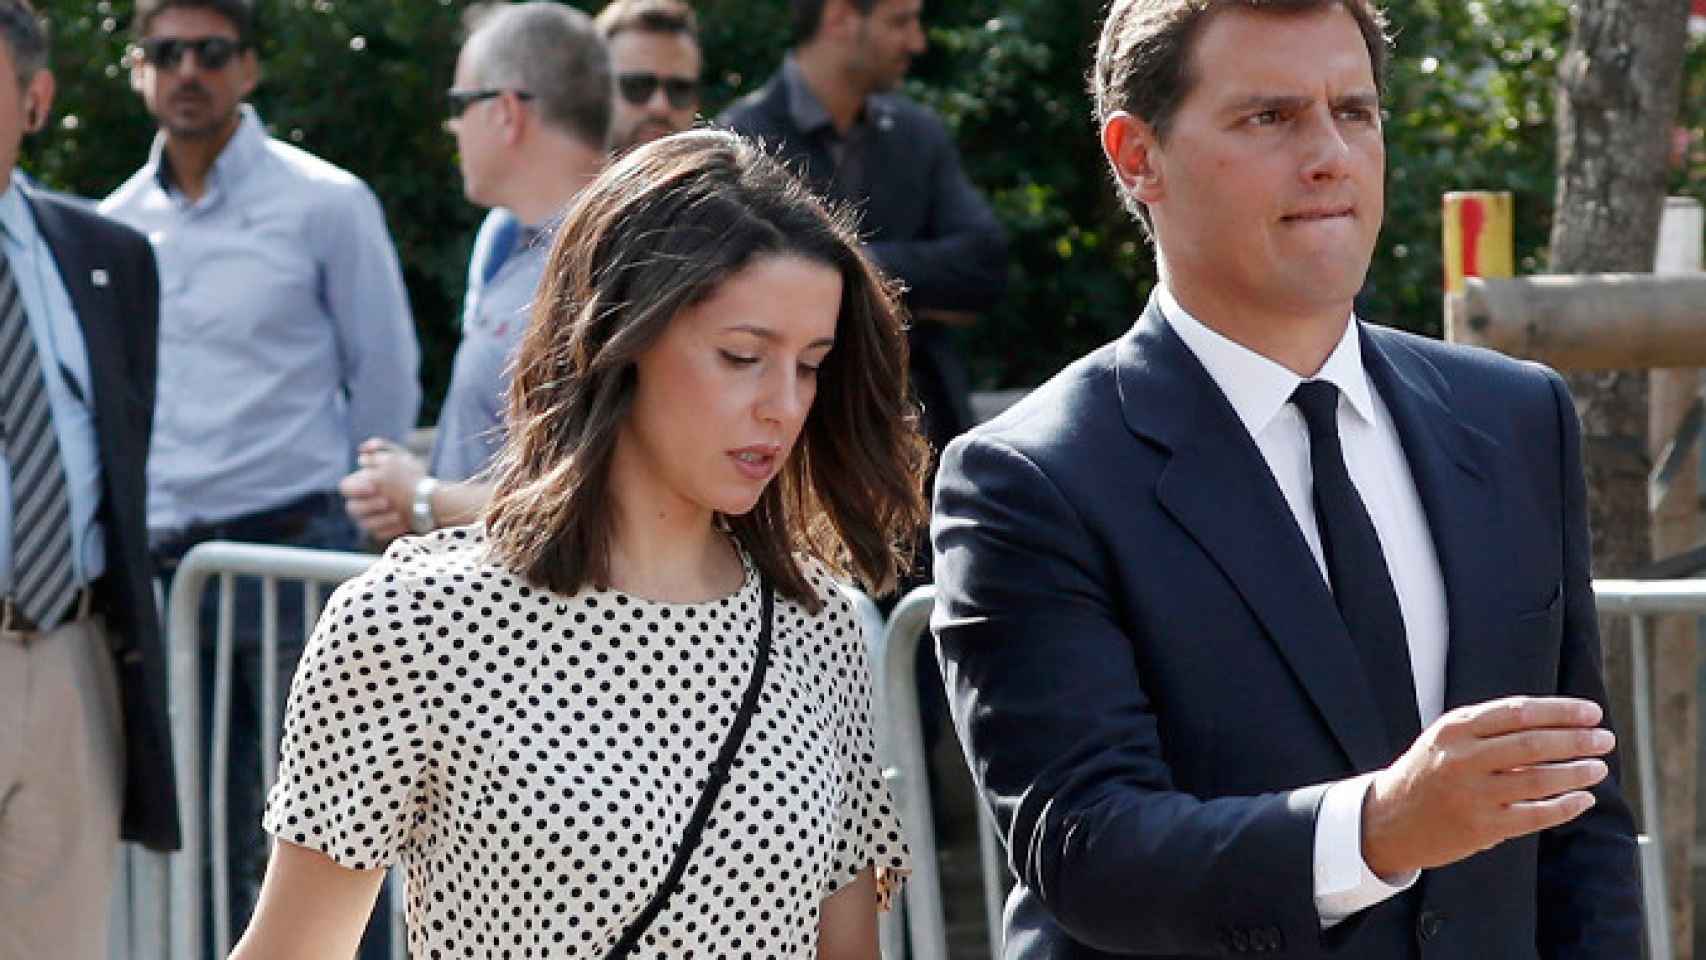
[602,580,775,959]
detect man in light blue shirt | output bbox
[97,0,418,946]
[341,3,609,541]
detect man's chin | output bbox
[163,110,232,141]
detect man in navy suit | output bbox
[0,3,176,957]
[930,1,1642,956]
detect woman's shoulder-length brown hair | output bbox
[483,128,929,611]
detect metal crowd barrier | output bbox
[1589,578,1706,960]
[119,541,399,960]
[119,547,1688,960]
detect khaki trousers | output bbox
[0,615,125,960]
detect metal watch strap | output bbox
[410,477,439,534]
[600,579,774,959]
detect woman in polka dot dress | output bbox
[232,130,930,959]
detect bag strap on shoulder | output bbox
[602,580,775,958]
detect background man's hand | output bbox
[1361,695,1614,877]
[338,438,425,544]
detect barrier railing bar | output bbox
[881,587,949,960]
[976,806,1005,955]
[1591,578,1706,960]
[211,573,236,957]
[163,542,375,960]
[835,583,906,960]
[1631,613,1672,960]
[260,575,280,798]
[1640,834,1674,960]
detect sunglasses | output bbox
[616,72,699,109]
[136,36,246,71]
[446,88,536,119]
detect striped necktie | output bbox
[0,248,76,632]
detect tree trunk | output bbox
[1550,0,1692,952]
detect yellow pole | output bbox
[1443,191,1515,294]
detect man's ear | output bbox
[1101,110,1164,205]
[21,69,54,134]
[234,48,261,99]
[500,90,528,145]
[819,0,860,42]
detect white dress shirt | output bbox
[1158,285,1449,925]
[100,105,420,532]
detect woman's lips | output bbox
[730,445,780,481]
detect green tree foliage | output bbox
[21,1,1706,409]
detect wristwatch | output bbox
[410,477,440,535]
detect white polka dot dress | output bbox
[264,525,908,957]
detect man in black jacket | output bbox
[0,3,175,958]
[720,0,1007,462]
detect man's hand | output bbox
[1361,695,1614,878]
[338,438,425,544]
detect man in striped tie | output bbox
[0,3,177,959]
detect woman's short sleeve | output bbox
[262,564,432,870]
[820,591,911,910]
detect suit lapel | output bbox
[24,187,122,430]
[1359,330,1505,710]
[1119,299,1393,772]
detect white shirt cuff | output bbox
[1313,773,1419,928]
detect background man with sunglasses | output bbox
[340,2,610,544]
[97,0,419,943]
[599,0,702,156]
[0,3,176,957]
[456,0,702,389]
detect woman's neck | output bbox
[605,496,743,603]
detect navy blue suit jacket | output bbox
[931,298,1640,957]
[26,183,179,851]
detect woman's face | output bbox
[612,253,842,526]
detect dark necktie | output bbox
[1291,380,1422,756]
[0,249,77,632]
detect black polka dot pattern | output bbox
[264,525,908,957]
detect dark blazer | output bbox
[720,72,1008,446]
[931,297,1640,958]
[24,183,179,852]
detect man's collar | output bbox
[782,54,865,136]
[0,170,33,247]
[1157,283,1377,440]
[149,103,267,195]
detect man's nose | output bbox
[1301,110,1352,180]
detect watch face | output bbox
[412,480,437,534]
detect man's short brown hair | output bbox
[595,0,699,44]
[1091,0,1390,141]
[133,0,256,49]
